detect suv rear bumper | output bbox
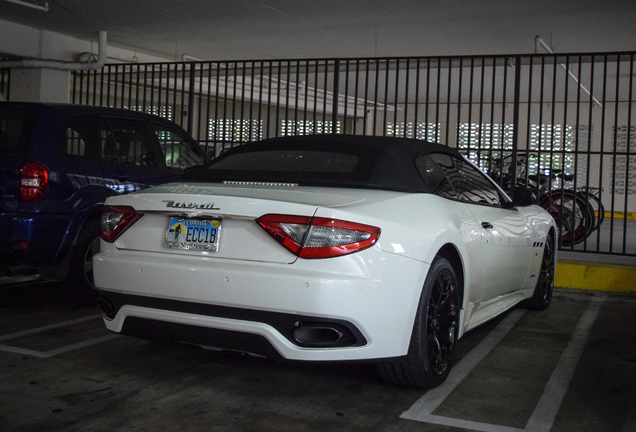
[0,211,71,265]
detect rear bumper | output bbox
[93,245,430,361]
[0,211,69,265]
[96,292,367,359]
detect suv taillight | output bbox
[19,160,49,202]
[256,214,381,259]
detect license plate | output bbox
[165,217,221,252]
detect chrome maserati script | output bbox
[163,200,220,210]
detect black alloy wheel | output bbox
[523,234,555,310]
[426,265,460,376]
[377,257,460,388]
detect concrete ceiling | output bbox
[1,0,635,61]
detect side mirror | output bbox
[511,186,535,207]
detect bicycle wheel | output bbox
[581,188,605,231]
[540,190,594,246]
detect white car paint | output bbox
[94,182,554,361]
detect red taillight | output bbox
[101,205,142,242]
[19,160,49,202]
[256,214,380,259]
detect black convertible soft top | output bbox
[184,135,463,193]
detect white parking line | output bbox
[0,334,119,358]
[401,309,527,430]
[0,313,119,358]
[0,314,103,343]
[401,298,604,432]
[524,296,604,431]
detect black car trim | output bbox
[120,317,285,360]
[98,290,368,349]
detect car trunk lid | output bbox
[107,182,371,264]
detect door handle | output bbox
[481,221,494,229]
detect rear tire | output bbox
[522,234,555,310]
[68,219,101,306]
[377,257,460,388]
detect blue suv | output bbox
[0,102,208,302]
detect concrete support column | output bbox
[9,67,71,103]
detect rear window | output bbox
[210,150,359,173]
[0,107,35,154]
[184,146,372,188]
[182,137,429,192]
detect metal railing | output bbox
[66,53,636,257]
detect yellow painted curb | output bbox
[555,261,636,292]
[603,211,636,220]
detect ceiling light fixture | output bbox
[3,0,49,12]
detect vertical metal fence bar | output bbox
[256,61,263,140]
[624,55,634,254]
[71,71,79,104]
[611,56,621,254]
[89,69,96,106]
[467,58,476,158]
[444,58,452,144]
[522,57,534,191]
[202,62,212,152]
[230,62,238,141]
[156,64,163,119]
[598,55,612,251]
[193,62,203,142]
[362,59,370,135]
[293,60,301,135]
[392,59,400,136]
[403,59,411,138]
[84,69,91,105]
[413,59,421,140]
[185,64,194,134]
[277,60,285,136]
[490,57,500,178]
[457,58,465,149]
[149,64,155,117]
[140,64,147,113]
[332,59,340,134]
[345,59,351,133]
[112,65,120,108]
[424,59,432,140]
[222,63,228,144]
[477,57,486,165]
[510,56,522,190]
[372,58,380,136]
[585,56,601,251]
[352,60,360,135]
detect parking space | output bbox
[1,278,635,432]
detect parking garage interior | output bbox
[1,1,635,431]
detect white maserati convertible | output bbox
[93,135,556,388]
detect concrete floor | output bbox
[1,278,635,432]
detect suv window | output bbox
[62,116,100,160]
[417,153,502,206]
[152,123,207,170]
[102,118,158,167]
[0,106,33,155]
